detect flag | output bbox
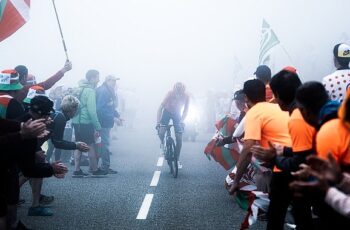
[204,115,240,170]
[259,19,280,65]
[0,0,30,42]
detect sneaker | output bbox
[92,168,108,176]
[73,169,89,177]
[27,206,53,216]
[107,168,118,174]
[39,194,54,205]
[178,161,183,169]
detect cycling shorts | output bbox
[160,109,184,133]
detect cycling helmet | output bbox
[173,82,186,94]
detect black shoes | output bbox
[108,168,118,174]
[92,168,108,176]
[12,220,33,230]
[73,169,89,177]
[39,194,54,205]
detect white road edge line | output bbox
[136,194,154,220]
[150,171,161,187]
[156,157,164,167]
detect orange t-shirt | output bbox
[162,91,189,115]
[244,102,291,148]
[288,109,316,152]
[316,118,350,166]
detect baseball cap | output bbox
[105,75,120,81]
[254,65,271,76]
[283,66,297,74]
[30,95,55,116]
[333,43,350,59]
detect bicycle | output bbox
[159,124,178,178]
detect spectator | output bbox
[18,96,68,217]
[71,69,107,176]
[0,118,49,230]
[96,75,121,174]
[322,43,350,102]
[295,82,350,229]
[290,154,350,219]
[230,79,291,195]
[254,65,273,101]
[252,69,315,229]
[46,95,90,162]
[14,60,72,102]
[23,85,46,111]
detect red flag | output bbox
[204,115,240,170]
[0,0,30,42]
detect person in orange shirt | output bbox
[252,70,316,230]
[295,82,350,229]
[315,88,350,172]
[230,79,291,196]
[295,82,344,164]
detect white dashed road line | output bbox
[156,156,164,167]
[136,194,154,220]
[150,171,161,187]
[137,155,164,220]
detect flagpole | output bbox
[280,44,294,66]
[52,0,69,61]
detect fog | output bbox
[1,0,350,127]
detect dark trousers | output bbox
[267,172,314,230]
[312,197,350,230]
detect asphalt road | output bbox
[18,127,267,230]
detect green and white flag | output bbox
[259,19,280,65]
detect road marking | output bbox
[150,171,161,187]
[156,157,164,167]
[136,194,154,219]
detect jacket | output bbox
[72,80,101,130]
[96,83,120,128]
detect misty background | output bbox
[1,0,350,128]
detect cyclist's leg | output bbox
[174,132,182,159]
[172,115,184,161]
[158,110,171,146]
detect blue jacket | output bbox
[96,83,120,128]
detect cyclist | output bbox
[156,82,190,169]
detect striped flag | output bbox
[259,19,280,65]
[204,115,240,170]
[0,0,30,42]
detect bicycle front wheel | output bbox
[172,152,178,178]
[170,141,178,178]
[166,138,177,178]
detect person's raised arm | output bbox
[37,60,72,90]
